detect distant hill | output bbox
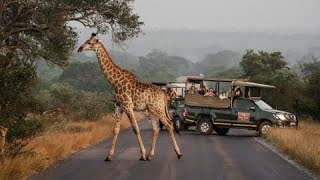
[75,28,320,65]
[37,48,244,83]
[71,50,139,69]
[196,50,241,75]
[37,50,139,81]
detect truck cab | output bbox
[171,77,297,136]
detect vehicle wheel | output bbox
[215,127,229,136]
[259,121,272,136]
[198,119,213,135]
[174,117,184,131]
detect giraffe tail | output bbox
[165,101,181,137]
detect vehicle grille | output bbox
[285,114,295,121]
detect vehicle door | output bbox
[232,98,257,125]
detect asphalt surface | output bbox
[32,120,315,180]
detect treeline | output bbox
[240,50,320,119]
[0,0,143,157]
[39,48,320,120]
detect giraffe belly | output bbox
[133,103,147,111]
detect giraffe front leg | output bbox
[105,105,123,161]
[147,114,160,160]
[125,108,147,161]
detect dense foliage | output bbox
[0,0,143,153]
[240,50,320,119]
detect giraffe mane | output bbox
[98,42,138,79]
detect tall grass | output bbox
[266,120,320,176]
[0,112,146,180]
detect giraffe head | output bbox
[78,33,101,52]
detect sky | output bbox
[133,0,320,32]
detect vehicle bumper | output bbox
[277,120,297,127]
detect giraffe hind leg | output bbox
[105,105,123,161]
[158,113,182,160]
[147,113,160,160]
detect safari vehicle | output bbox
[171,77,297,136]
[151,82,186,130]
[151,82,168,92]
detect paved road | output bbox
[32,120,315,180]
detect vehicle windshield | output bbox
[254,100,273,110]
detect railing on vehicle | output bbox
[184,94,230,108]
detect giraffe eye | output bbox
[87,42,92,45]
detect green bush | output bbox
[0,58,44,157]
[70,91,114,121]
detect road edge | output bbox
[253,137,318,180]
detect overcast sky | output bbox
[133,0,320,32]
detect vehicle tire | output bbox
[198,119,213,135]
[174,117,184,131]
[215,127,229,136]
[258,121,272,136]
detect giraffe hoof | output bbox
[147,156,152,161]
[177,153,183,160]
[139,156,147,161]
[104,156,111,161]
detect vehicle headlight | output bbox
[273,113,286,120]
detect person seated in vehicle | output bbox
[204,88,217,97]
[188,83,198,94]
[198,84,207,95]
[219,91,228,100]
[169,88,177,98]
[234,88,243,98]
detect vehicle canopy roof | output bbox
[151,82,167,86]
[185,76,247,83]
[232,80,275,89]
[185,77,275,89]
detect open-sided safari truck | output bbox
[151,81,186,130]
[171,77,297,136]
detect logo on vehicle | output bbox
[237,112,250,121]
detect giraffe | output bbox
[77,33,182,161]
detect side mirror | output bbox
[249,106,256,111]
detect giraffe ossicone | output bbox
[78,33,182,161]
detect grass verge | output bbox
[265,119,320,176]
[0,112,146,180]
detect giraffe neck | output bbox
[95,43,134,87]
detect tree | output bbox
[240,50,287,82]
[299,58,320,119]
[197,50,241,76]
[240,50,301,112]
[138,50,196,82]
[1,0,143,66]
[0,0,143,148]
[59,61,112,92]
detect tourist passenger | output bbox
[204,88,216,97]
[170,88,177,98]
[188,83,198,94]
[198,85,207,95]
[219,91,228,100]
[234,88,243,97]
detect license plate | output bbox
[290,122,296,126]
